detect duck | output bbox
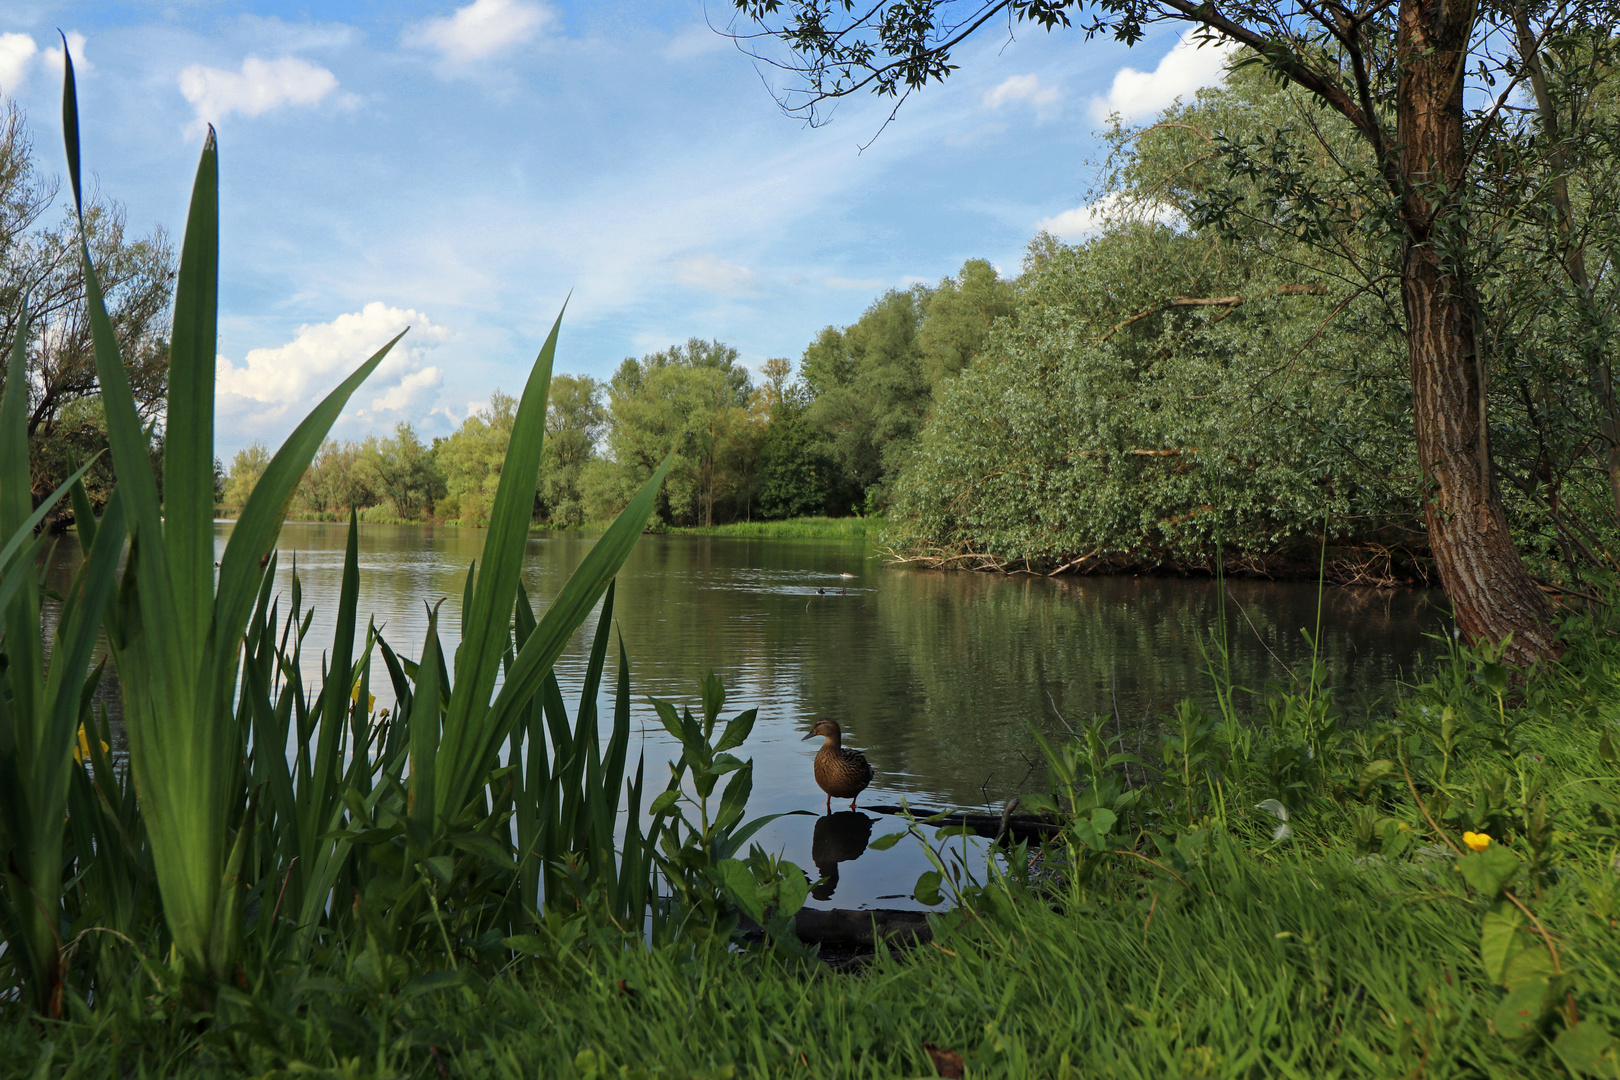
[802,718,874,812]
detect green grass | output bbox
[661,515,885,540]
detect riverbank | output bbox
[9,606,1617,1077]
[655,515,884,540]
[214,511,884,541]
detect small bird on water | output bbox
[803,718,874,813]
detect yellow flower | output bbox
[351,684,376,713]
[73,724,109,764]
[1463,831,1491,852]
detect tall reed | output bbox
[0,45,676,1010]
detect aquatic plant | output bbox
[0,44,674,1009]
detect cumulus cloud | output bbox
[674,254,757,295]
[1035,192,1182,241]
[371,366,444,413]
[216,303,450,429]
[983,74,1058,111]
[1089,28,1237,124]
[403,0,553,64]
[179,56,340,133]
[42,31,92,77]
[0,34,36,92]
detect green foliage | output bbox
[756,398,836,519]
[789,259,1015,514]
[888,73,1419,572]
[220,441,269,512]
[591,339,763,526]
[540,373,605,526]
[647,675,809,949]
[435,389,516,526]
[0,100,175,523]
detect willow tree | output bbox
[732,0,1620,664]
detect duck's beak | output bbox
[801,731,818,741]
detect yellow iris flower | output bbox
[1462,831,1491,852]
[73,724,109,764]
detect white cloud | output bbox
[0,34,36,92]
[665,24,728,61]
[403,0,553,64]
[42,32,92,79]
[1090,28,1237,124]
[216,303,450,430]
[674,254,757,295]
[371,366,444,413]
[179,56,339,133]
[1035,191,1182,241]
[983,74,1058,111]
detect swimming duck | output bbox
[803,718,874,812]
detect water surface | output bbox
[51,522,1449,909]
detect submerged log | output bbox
[737,907,935,968]
[792,907,933,948]
[862,804,1060,843]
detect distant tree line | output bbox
[220,263,1016,529]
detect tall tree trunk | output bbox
[1397,0,1558,665]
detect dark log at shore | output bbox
[792,906,933,947]
[862,804,1060,842]
[738,907,935,967]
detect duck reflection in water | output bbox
[810,811,873,901]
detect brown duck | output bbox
[803,718,874,812]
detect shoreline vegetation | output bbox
[211,511,886,543]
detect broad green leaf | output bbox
[775,862,809,917]
[163,128,219,651]
[409,602,446,826]
[913,870,944,906]
[718,858,764,924]
[1502,943,1556,992]
[869,831,907,851]
[1457,845,1520,897]
[502,935,550,957]
[1480,900,1530,986]
[1493,976,1552,1041]
[1357,759,1396,791]
[1551,1021,1617,1075]
[715,708,759,754]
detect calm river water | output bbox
[51,521,1449,910]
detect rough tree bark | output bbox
[1397,0,1558,664]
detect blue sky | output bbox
[0,1,1233,459]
